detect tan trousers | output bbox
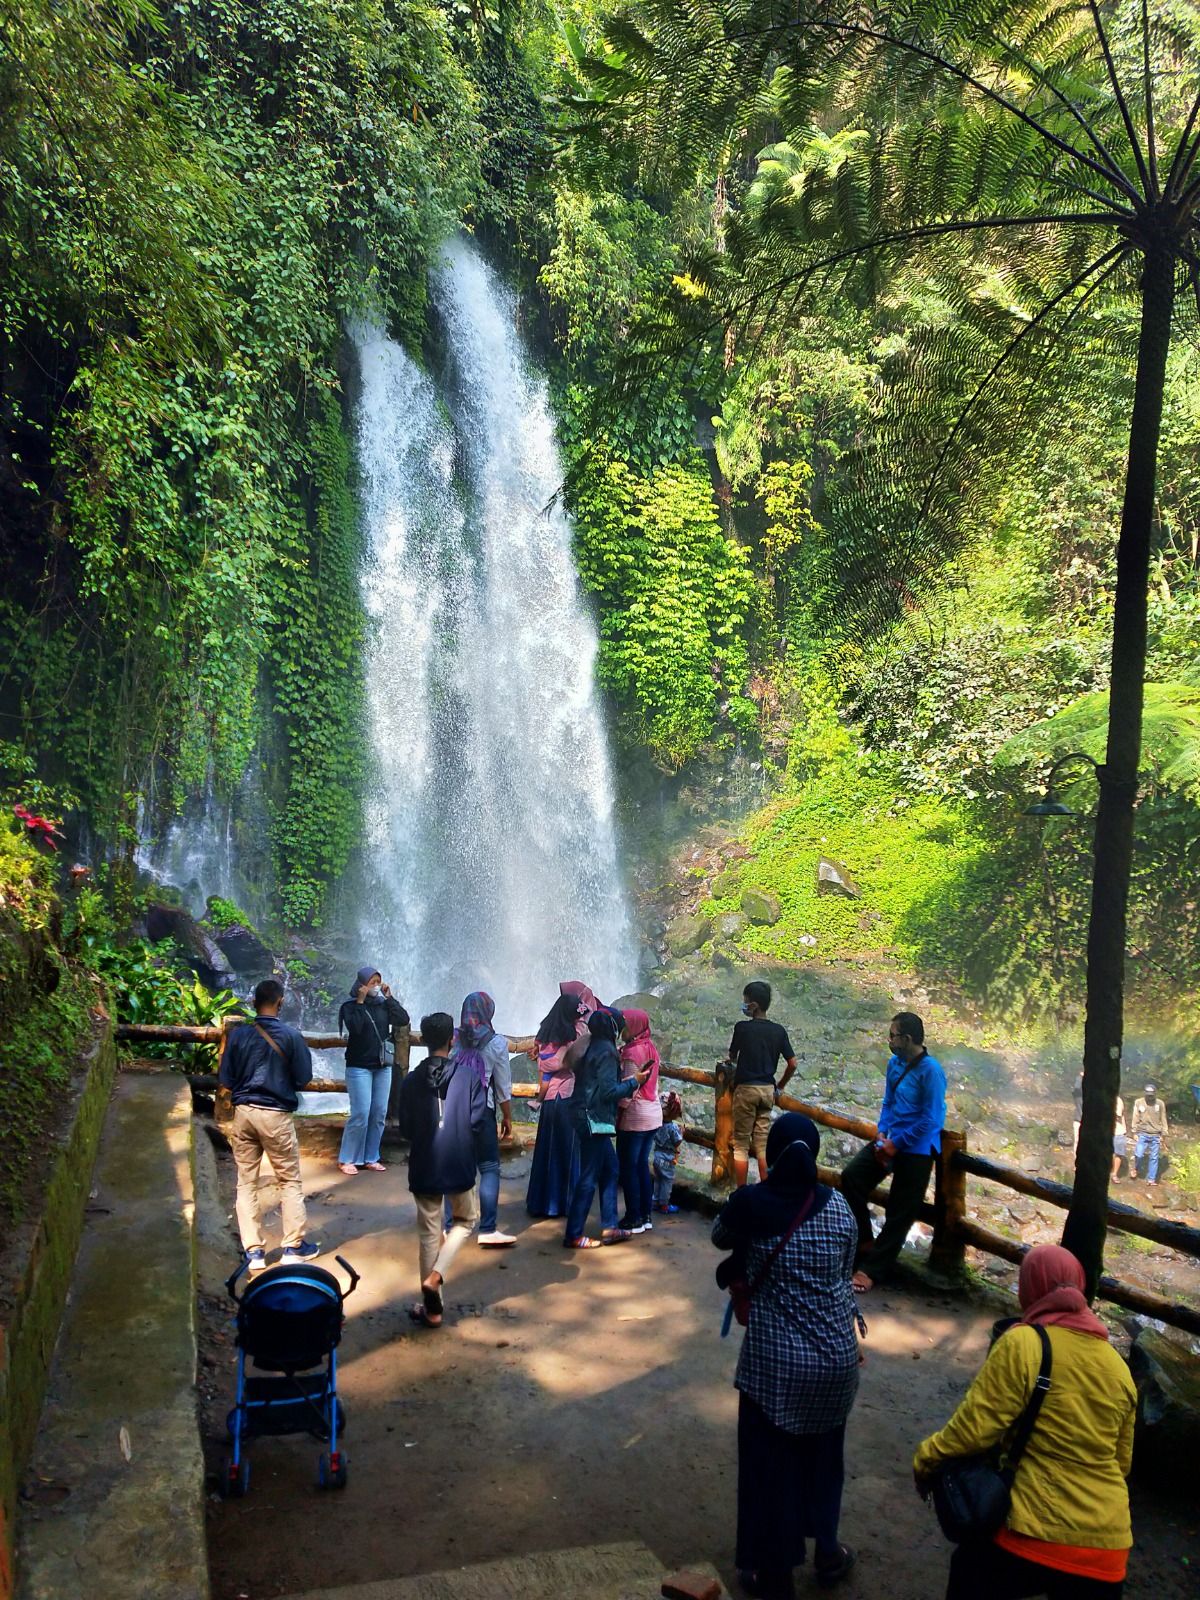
[414,1188,479,1285]
[230,1104,307,1251]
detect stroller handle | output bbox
[223,1254,361,1303]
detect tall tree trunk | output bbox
[1062,244,1175,1295]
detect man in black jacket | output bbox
[219,977,320,1271]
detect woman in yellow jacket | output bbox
[914,1244,1137,1598]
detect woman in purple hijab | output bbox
[453,992,517,1247]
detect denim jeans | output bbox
[476,1111,500,1232]
[653,1167,675,1207]
[1134,1132,1162,1182]
[565,1132,619,1240]
[617,1127,656,1224]
[339,1065,392,1165]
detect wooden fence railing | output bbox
[117,1020,1200,1335]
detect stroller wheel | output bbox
[220,1455,250,1498]
[317,1450,348,1490]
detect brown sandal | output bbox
[563,1236,602,1249]
[601,1228,634,1245]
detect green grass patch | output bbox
[704,762,983,965]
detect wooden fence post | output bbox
[929,1127,968,1278]
[214,1015,236,1130]
[711,1061,736,1189]
[385,1022,412,1132]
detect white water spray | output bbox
[352,237,636,1030]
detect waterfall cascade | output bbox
[352,237,636,1030]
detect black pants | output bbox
[946,1541,1123,1598]
[736,1392,845,1580]
[839,1142,933,1279]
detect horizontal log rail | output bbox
[954,1151,1200,1259]
[125,1019,1199,1334]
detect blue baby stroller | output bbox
[221,1254,359,1497]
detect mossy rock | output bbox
[711,868,740,900]
[716,912,748,943]
[667,916,708,957]
[741,888,783,926]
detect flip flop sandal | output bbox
[563,1236,602,1249]
[422,1281,444,1318]
[338,1163,359,1175]
[408,1303,442,1328]
[601,1229,634,1245]
[364,1161,387,1172]
[815,1544,856,1586]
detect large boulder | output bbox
[817,856,861,899]
[667,916,709,957]
[711,868,740,900]
[741,888,782,926]
[716,912,748,943]
[612,992,663,1019]
[204,901,273,976]
[143,901,234,989]
[1128,1326,1200,1481]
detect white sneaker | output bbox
[478,1230,517,1248]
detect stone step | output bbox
[282,1542,725,1600]
[17,1075,207,1600]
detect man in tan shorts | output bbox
[219,977,321,1270]
[724,980,799,1185]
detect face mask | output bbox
[368,984,382,998]
[740,1002,752,1017]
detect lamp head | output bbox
[1023,794,1077,818]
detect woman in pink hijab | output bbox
[914,1244,1138,1599]
[525,982,597,1218]
[616,1008,662,1233]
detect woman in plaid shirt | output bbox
[713,1113,862,1596]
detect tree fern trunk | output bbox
[1062,243,1175,1295]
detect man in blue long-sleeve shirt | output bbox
[839,1011,946,1293]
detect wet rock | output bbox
[817,856,861,899]
[1129,1327,1200,1480]
[207,916,273,977]
[143,901,234,988]
[667,916,708,957]
[741,888,782,926]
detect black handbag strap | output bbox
[748,1190,816,1299]
[1004,1324,1053,1474]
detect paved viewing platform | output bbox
[11,1089,1198,1600]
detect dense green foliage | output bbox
[0,0,480,921]
[2,0,1200,1065]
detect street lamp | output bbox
[1023,751,1103,818]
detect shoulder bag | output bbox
[364,1006,396,1068]
[717,1190,815,1336]
[929,1324,1052,1543]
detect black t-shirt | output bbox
[729,1018,795,1086]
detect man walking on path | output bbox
[839,1011,945,1293]
[1130,1083,1169,1184]
[220,977,321,1270]
[724,980,799,1187]
[402,1012,486,1327]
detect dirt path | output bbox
[196,1126,1196,1600]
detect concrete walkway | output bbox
[17,1074,207,1600]
[285,1543,723,1599]
[199,1126,1198,1600]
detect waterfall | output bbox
[352,237,636,1031]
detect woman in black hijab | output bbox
[561,1007,650,1247]
[713,1113,862,1595]
[525,987,589,1217]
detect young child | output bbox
[652,1096,684,1214]
[724,980,798,1186]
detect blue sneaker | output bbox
[280,1240,322,1264]
[245,1247,267,1273]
